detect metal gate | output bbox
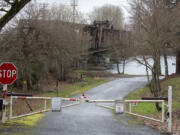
[87,86,172,133]
[2,86,173,133]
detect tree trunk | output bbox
[155,102,162,111]
[60,63,66,81]
[145,65,150,83]
[28,72,33,89]
[157,52,162,75]
[23,64,28,91]
[122,59,125,74]
[176,51,180,74]
[150,55,162,112]
[150,70,162,112]
[116,61,120,74]
[164,53,169,77]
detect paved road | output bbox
[33,77,164,135]
[1,77,165,135]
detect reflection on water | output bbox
[107,56,176,75]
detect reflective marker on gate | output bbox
[131,101,138,106]
[70,98,79,101]
[17,97,26,99]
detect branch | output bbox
[0,0,31,31]
[142,56,152,70]
[0,8,8,12]
[134,57,152,71]
[3,0,13,5]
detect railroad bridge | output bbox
[81,20,127,69]
[83,20,120,51]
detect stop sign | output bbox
[0,62,17,85]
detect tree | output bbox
[161,0,180,74]
[111,29,133,74]
[0,0,31,31]
[89,4,123,30]
[171,2,180,74]
[0,2,85,90]
[129,0,179,110]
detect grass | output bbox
[125,86,160,116]
[161,77,180,110]
[42,76,110,98]
[0,113,45,131]
[0,114,45,135]
[125,76,180,116]
[7,114,45,127]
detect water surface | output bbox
[107,56,176,75]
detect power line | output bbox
[71,0,78,23]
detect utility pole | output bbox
[39,3,49,19]
[71,0,78,23]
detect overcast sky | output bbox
[38,0,131,23]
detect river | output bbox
[107,56,176,75]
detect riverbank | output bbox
[125,75,180,134]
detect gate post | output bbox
[129,103,132,113]
[9,96,13,118]
[168,86,172,133]
[162,100,165,123]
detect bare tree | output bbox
[0,0,31,31]
[89,4,123,30]
[129,0,180,110]
[111,29,133,74]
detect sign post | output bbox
[0,62,17,123]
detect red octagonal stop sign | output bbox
[0,62,18,85]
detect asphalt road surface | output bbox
[2,77,166,135]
